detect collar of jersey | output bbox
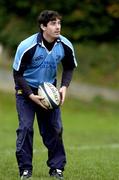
[37,32,61,46]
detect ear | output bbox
[40,24,46,31]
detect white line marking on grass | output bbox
[67,144,119,151]
[1,144,119,155]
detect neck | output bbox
[42,35,56,51]
[42,33,56,43]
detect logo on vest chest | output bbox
[40,61,56,69]
[31,55,44,67]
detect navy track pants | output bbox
[15,93,66,176]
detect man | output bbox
[13,10,77,180]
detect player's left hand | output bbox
[59,86,67,105]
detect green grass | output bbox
[74,42,119,88]
[0,91,119,180]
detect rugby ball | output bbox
[38,82,61,109]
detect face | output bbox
[41,18,61,42]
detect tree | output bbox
[0,0,119,54]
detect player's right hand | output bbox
[29,93,48,109]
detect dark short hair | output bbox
[37,10,62,29]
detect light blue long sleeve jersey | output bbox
[13,33,77,88]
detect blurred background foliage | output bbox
[0,0,119,51]
[0,0,119,87]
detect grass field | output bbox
[74,42,119,89]
[0,90,119,180]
